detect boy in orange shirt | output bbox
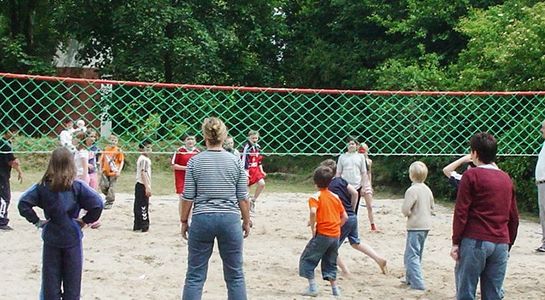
[100,135,125,209]
[299,166,348,297]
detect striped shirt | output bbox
[182,150,249,216]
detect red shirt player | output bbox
[171,134,200,195]
[241,130,266,213]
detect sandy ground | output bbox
[1,191,545,300]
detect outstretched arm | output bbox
[443,154,472,178]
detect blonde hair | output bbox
[409,161,428,183]
[248,130,259,137]
[202,117,227,146]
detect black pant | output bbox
[0,177,11,226]
[134,183,149,230]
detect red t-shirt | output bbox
[171,147,200,194]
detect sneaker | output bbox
[332,286,341,297]
[302,285,319,297]
[104,203,113,210]
[0,225,13,231]
[536,246,545,253]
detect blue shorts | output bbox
[339,215,360,245]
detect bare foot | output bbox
[378,259,388,275]
[340,270,352,278]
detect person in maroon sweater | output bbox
[450,132,519,300]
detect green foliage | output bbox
[453,0,545,90]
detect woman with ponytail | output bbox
[180,117,251,300]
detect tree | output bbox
[453,0,545,90]
[54,0,285,85]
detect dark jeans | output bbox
[182,213,246,300]
[40,241,83,300]
[134,183,150,230]
[299,234,339,281]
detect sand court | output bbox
[2,192,544,299]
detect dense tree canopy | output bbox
[0,0,543,90]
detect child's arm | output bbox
[401,188,416,217]
[347,183,359,212]
[340,210,348,226]
[17,184,43,226]
[9,158,23,183]
[117,154,125,175]
[443,154,471,178]
[81,155,89,183]
[140,162,152,197]
[308,208,317,236]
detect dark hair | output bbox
[313,166,334,188]
[40,147,76,192]
[182,132,196,141]
[347,135,359,145]
[320,159,337,173]
[63,118,73,125]
[470,132,497,164]
[139,140,152,149]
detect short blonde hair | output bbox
[202,117,227,146]
[409,161,428,183]
[248,130,259,137]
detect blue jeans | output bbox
[455,237,508,300]
[299,234,339,281]
[182,213,246,300]
[404,230,428,290]
[40,241,83,300]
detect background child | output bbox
[73,131,89,185]
[18,147,103,299]
[134,140,152,232]
[86,129,100,190]
[401,161,434,291]
[223,136,240,157]
[59,118,75,153]
[0,127,23,231]
[171,133,199,197]
[358,142,378,231]
[241,130,266,213]
[100,135,125,209]
[299,166,347,297]
[320,159,387,276]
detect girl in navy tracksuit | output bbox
[18,147,103,300]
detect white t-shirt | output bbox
[536,142,545,181]
[136,155,152,185]
[337,152,367,189]
[74,149,89,177]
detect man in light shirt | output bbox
[535,120,545,252]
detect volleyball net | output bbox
[1,72,544,156]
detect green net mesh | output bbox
[1,73,544,156]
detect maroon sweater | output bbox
[452,166,519,246]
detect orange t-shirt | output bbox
[100,145,125,176]
[309,189,346,238]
